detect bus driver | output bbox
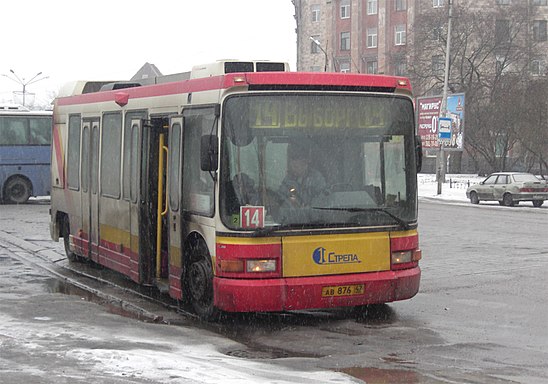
[278,143,327,207]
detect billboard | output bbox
[417,93,465,151]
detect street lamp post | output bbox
[309,36,329,72]
[1,69,49,107]
[436,0,453,195]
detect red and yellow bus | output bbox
[50,60,422,320]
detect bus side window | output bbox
[29,118,52,145]
[182,108,216,216]
[2,118,27,145]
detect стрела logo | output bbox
[312,247,361,265]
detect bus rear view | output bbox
[0,105,52,204]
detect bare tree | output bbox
[518,78,548,176]
[409,2,543,173]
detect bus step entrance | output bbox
[154,278,170,294]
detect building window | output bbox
[366,60,378,74]
[495,0,511,4]
[394,60,407,76]
[340,0,350,19]
[495,19,511,45]
[311,35,320,53]
[311,5,320,22]
[496,54,507,74]
[395,25,406,45]
[433,0,444,7]
[367,28,378,48]
[367,0,378,15]
[532,0,547,5]
[310,65,322,72]
[531,59,546,76]
[533,20,547,41]
[340,61,351,73]
[432,55,444,75]
[431,26,443,41]
[395,0,407,11]
[340,31,350,51]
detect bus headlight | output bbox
[246,259,277,273]
[391,250,413,264]
[391,249,421,270]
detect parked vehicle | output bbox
[0,105,52,204]
[466,172,548,207]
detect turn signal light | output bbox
[220,260,244,273]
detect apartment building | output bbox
[293,0,548,173]
[293,0,548,95]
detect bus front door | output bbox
[129,118,143,282]
[167,116,183,298]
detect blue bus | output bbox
[0,105,52,204]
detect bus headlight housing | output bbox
[391,249,421,270]
[392,250,413,264]
[246,259,277,273]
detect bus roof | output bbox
[0,104,52,115]
[55,60,412,107]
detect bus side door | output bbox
[128,118,143,282]
[167,116,183,298]
[81,118,100,260]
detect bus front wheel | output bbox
[4,176,32,204]
[187,249,219,321]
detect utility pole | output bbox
[437,0,453,195]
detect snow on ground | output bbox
[418,173,484,203]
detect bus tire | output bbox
[187,242,218,321]
[62,218,78,262]
[4,176,32,204]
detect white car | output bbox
[466,172,548,207]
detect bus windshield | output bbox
[220,93,417,231]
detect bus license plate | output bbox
[322,284,364,297]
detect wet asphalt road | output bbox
[0,199,547,383]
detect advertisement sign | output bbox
[417,93,465,151]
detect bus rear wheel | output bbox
[187,253,219,321]
[62,218,79,262]
[4,176,31,204]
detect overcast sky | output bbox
[0,1,297,107]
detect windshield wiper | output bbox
[250,225,282,236]
[311,206,410,230]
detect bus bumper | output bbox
[213,267,420,313]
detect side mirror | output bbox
[415,135,423,173]
[200,134,218,172]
